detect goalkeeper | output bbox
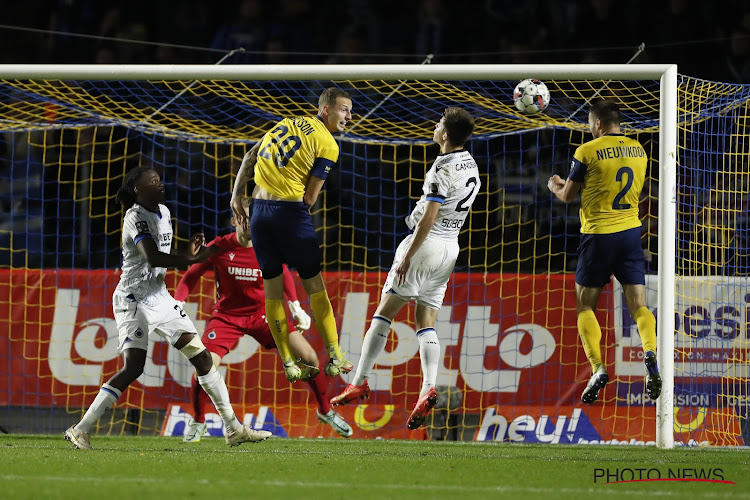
[174,198,352,441]
[547,99,662,405]
[230,87,353,382]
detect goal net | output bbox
[0,64,746,447]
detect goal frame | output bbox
[0,63,678,448]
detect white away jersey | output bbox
[115,203,173,302]
[405,150,480,240]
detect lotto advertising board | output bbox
[0,270,746,444]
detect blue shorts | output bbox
[576,227,645,288]
[250,199,321,280]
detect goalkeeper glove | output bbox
[288,300,311,330]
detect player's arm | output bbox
[395,200,441,285]
[303,175,325,208]
[303,153,337,208]
[136,233,217,268]
[231,141,261,228]
[549,153,585,203]
[547,174,582,204]
[174,258,213,302]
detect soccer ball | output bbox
[513,79,550,114]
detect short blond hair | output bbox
[318,87,351,110]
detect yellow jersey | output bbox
[253,115,339,200]
[569,134,648,234]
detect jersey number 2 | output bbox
[456,177,479,212]
[612,166,634,210]
[258,124,302,168]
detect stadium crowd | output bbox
[0,0,748,83]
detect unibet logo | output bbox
[228,267,262,281]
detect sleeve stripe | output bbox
[133,234,152,245]
[425,195,445,203]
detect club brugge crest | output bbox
[135,328,143,338]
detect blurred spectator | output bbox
[94,46,116,64]
[268,0,316,63]
[414,0,445,57]
[211,0,266,63]
[725,28,750,83]
[264,38,290,64]
[326,28,370,64]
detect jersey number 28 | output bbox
[258,124,301,168]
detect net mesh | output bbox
[0,75,748,445]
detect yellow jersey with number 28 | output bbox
[253,115,339,201]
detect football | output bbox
[513,79,550,114]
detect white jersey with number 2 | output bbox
[405,149,480,241]
[115,202,173,305]
[390,149,480,309]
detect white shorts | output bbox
[383,234,459,310]
[113,292,198,352]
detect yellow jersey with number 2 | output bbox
[569,133,648,234]
[253,115,339,201]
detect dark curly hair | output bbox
[115,166,152,209]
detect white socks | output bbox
[352,316,391,386]
[75,383,122,433]
[417,328,440,397]
[198,366,241,433]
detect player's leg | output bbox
[331,291,407,407]
[414,304,441,398]
[162,298,270,445]
[250,200,298,378]
[622,284,656,354]
[190,350,221,424]
[174,331,270,445]
[175,331,238,430]
[273,201,349,375]
[262,274,299,378]
[300,273,353,376]
[66,295,148,449]
[288,330,352,437]
[622,284,661,400]
[65,347,145,449]
[406,239,455,429]
[576,283,610,404]
[574,232,614,403]
[288,328,321,381]
[186,314,251,442]
[576,283,605,370]
[185,350,220,443]
[616,226,660,400]
[406,303,442,430]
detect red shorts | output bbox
[201,311,291,357]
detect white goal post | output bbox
[0,63,678,448]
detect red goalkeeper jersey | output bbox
[174,232,298,316]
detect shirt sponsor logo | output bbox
[228,267,262,281]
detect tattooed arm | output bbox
[230,141,261,230]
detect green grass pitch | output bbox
[1,435,748,499]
